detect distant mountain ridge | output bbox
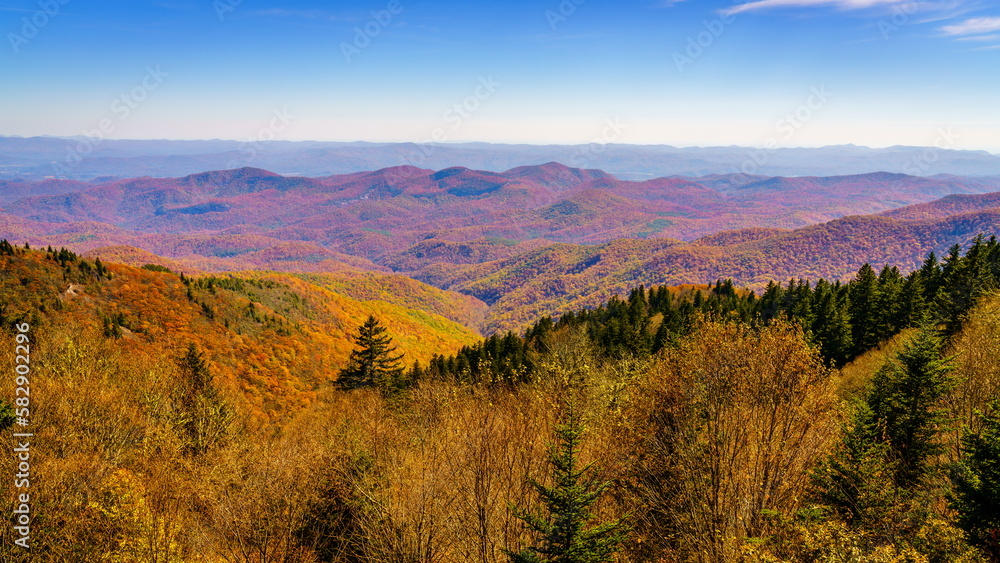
[415,206,1000,333]
[3,136,1000,180]
[4,164,998,268]
[5,162,1000,333]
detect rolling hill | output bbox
[3,164,998,269]
[4,163,1000,334]
[0,244,483,419]
[413,208,1000,333]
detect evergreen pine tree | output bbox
[867,322,956,487]
[786,279,815,327]
[951,400,1000,561]
[177,343,232,456]
[338,315,405,390]
[180,343,212,394]
[939,236,998,333]
[0,398,15,430]
[651,320,671,355]
[875,265,904,340]
[758,281,784,323]
[409,359,424,383]
[691,289,704,310]
[508,402,628,563]
[817,323,956,523]
[900,274,927,328]
[815,401,900,526]
[810,280,853,366]
[849,263,880,356]
[937,243,967,332]
[919,251,942,299]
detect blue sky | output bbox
[1,0,998,151]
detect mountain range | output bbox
[4,161,1000,333]
[4,136,1000,180]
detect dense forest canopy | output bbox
[1,236,999,562]
[421,235,1000,386]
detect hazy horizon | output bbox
[4,134,999,157]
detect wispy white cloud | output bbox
[910,0,980,25]
[955,32,1000,40]
[941,16,1000,35]
[722,0,906,16]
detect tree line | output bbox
[415,235,1000,384]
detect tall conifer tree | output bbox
[338,315,405,390]
[508,401,627,563]
[952,401,1000,561]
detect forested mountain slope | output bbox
[0,242,481,419]
[2,236,998,562]
[419,209,1000,333]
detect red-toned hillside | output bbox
[3,164,993,272]
[880,190,1000,221]
[416,209,1000,333]
[504,162,615,189]
[5,164,1000,334]
[0,178,93,203]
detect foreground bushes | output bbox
[2,308,999,561]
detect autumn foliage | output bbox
[1,239,999,562]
